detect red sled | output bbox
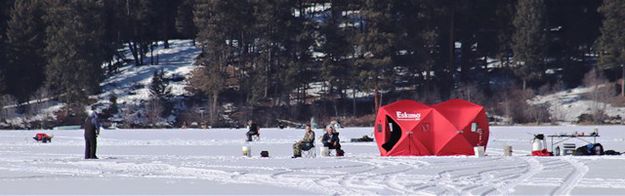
[33,133,53,143]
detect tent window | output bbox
[382,116,402,152]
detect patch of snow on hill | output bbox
[99,40,200,106]
[531,86,625,122]
[91,40,201,126]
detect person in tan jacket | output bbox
[292,124,315,158]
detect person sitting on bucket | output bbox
[322,125,341,152]
[246,120,260,142]
[292,124,315,158]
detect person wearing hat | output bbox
[322,125,341,151]
[330,120,342,132]
[292,124,315,158]
[84,107,101,159]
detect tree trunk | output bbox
[449,4,455,83]
[265,47,271,98]
[150,43,154,65]
[352,89,356,116]
[622,65,624,97]
[374,88,380,113]
[108,60,113,75]
[210,91,219,125]
[139,43,145,65]
[128,41,139,66]
[333,98,339,118]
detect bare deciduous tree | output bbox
[145,99,164,127]
[0,95,18,121]
[584,69,615,123]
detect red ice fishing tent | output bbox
[374,99,489,156]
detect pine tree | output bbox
[320,0,352,102]
[44,0,107,105]
[193,0,229,124]
[279,0,315,111]
[123,0,157,66]
[101,0,127,75]
[318,0,366,116]
[546,0,601,88]
[0,0,15,96]
[597,0,625,96]
[494,0,515,67]
[252,0,314,110]
[4,0,46,104]
[188,66,224,125]
[153,1,180,49]
[149,69,172,101]
[391,0,440,99]
[109,93,118,114]
[512,0,547,90]
[175,0,196,41]
[357,0,397,111]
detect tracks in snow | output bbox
[0,153,600,195]
[553,158,589,195]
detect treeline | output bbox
[0,0,624,126]
[187,0,625,125]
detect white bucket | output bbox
[474,146,485,157]
[503,145,512,156]
[242,145,251,157]
[532,139,543,151]
[320,147,330,157]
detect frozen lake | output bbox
[0,126,624,195]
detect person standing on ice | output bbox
[245,120,260,142]
[84,107,101,159]
[292,124,315,158]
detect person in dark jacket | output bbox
[84,109,100,159]
[322,125,340,150]
[246,120,260,142]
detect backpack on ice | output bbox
[336,149,344,156]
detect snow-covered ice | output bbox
[0,126,624,195]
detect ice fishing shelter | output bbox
[374,99,489,156]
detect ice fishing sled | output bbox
[33,133,53,143]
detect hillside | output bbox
[0,40,201,129]
[2,39,624,128]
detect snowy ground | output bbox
[0,126,624,195]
